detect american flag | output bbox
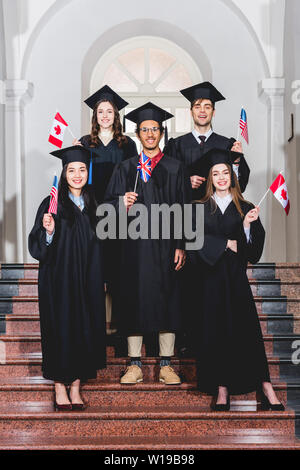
[239,108,249,144]
[137,152,152,183]
[48,175,58,214]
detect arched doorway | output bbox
[86,36,203,148]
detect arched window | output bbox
[90,37,202,148]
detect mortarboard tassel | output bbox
[164,110,169,146]
[123,114,126,132]
[88,150,93,185]
[164,123,169,147]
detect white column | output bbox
[3,79,33,262]
[259,78,286,262]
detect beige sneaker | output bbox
[120,365,143,384]
[159,366,181,385]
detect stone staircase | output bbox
[0,262,300,450]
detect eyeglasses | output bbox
[139,127,160,133]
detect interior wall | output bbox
[0,0,6,262]
[284,0,300,262]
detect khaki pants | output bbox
[127,332,175,357]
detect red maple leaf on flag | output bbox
[281,188,287,200]
[54,125,61,135]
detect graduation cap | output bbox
[84,85,128,111]
[193,148,241,187]
[180,82,225,105]
[50,145,95,184]
[125,102,173,145]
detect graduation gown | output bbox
[164,132,250,199]
[80,135,137,286]
[28,196,106,383]
[104,154,190,335]
[80,135,137,204]
[187,199,270,395]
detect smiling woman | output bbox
[28,146,106,411]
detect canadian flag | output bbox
[48,112,68,148]
[269,173,290,215]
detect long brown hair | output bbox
[89,99,128,148]
[199,163,250,218]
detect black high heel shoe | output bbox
[259,391,285,411]
[53,394,72,411]
[211,395,230,411]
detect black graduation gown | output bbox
[28,196,106,383]
[80,135,137,204]
[187,199,270,395]
[164,132,250,199]
[104,154,190,335]
[80,135,137,287]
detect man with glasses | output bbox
[105,102,189,385]
[165,82,250,200]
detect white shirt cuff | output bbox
[45,229,55,245]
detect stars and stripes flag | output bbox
[137,152,152,182]
[48,112,68,148]
[239,108,249,144]
[48,175,58,214]
[269,173,290,215]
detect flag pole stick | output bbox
[56,109,76,139]
[133,170,139,193]
[257,189,270,208]
[67,126,76,139]
[236,124,240,142]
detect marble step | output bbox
[1,432,300,450]
[0,401,295,437]
[1,279,300,298]
[0,376,290,406]
[1,332,299,357]
[0,353,287,380]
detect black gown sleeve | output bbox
[104,163,127,212]
[247,218,265,264]
[163,138,182,162]
[237,155,250,193]
[28,197,56,263]
[197,235,228,266]
[227,137,250,193]
[238,204,265,264]
[187,202,227,266]
[175,162,191,250]
[124,137,138,160]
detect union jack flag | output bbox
[48,175,58,214]
[137,152,152,183]
[239,108,249,144]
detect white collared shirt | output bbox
[192,127,213,143]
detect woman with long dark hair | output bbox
[73,85,137,204]
[28,146,106,410]
[73,86,137,331]
[188,148,284,411]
